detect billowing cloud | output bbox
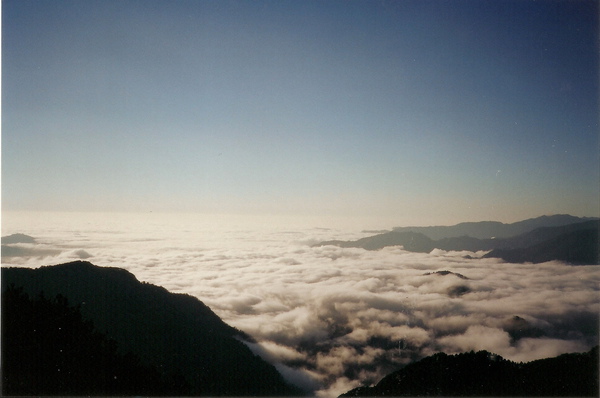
[2,212,598,397]
[437,325,589,362]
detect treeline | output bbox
[1,261,304,396]
[341,348,599,397]
[2,284,190,396]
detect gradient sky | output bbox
[3,0,599,225]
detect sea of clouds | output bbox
[2,211,599,397]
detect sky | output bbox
[2,0,599,225]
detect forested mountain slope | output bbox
[1,261,303,396]
[341,347,599,397]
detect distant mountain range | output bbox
[340,347,599,397]
[391,214,598,240]
[2,233,36,244]
[1,261,303,396]
[1,233,62,258]
[316,215,599,264]
[483,227,599,264]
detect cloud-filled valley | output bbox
[2,212,598,397]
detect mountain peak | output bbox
[2,233,36,244]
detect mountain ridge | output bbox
[1,261,303,396]
[391,214,598,240]
[340,347,599,397]
[483,227,599,264]
[2,284,190,395]
[316,217,599,264]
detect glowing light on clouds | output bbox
[3,212,598,397]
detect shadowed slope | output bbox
[391,215,597,240]
[483,228,599,264]
[318,231,435,252]
[341,347,599,397]
[1,261,303,396]
[317,219,599,264]
[2,285,188,396]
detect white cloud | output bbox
[316,376,361,398]
[2,211,598,397]
[66,249,94,259]
[437,325,513,353]
[437,325,589,363]
[511,338,588,362]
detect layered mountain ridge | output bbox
[391,214,598,240]
[316,215,599,264]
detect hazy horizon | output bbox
[3,0,599,224]
[3,209,599,232]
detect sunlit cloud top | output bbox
[2,211,598,396]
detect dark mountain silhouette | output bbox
[501,315,545,341]
[318,231,435,252]
[424,270,469,279]
[423,220,598,253]
[340,347,599,397]
[391,214,597,240]
[2,233,36,244]
[483,227,599,264]
[423,271,471,297]
[2,285,189,396]
[316,219,599,264]
[491,220,599,250]
[1,261,303,396]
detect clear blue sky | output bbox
[3,0,598,224]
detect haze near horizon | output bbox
[2,0,599,225]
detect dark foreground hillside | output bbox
[2,285,189,395]
[1,261,303,396]
[341,348,599,397]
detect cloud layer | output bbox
[3,212,599,397]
